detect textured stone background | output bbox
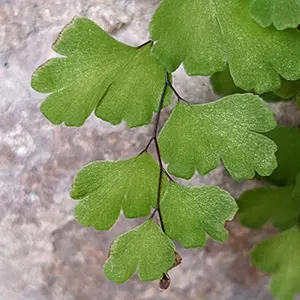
[1,1,300,299]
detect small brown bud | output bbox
[159,273,171,290]
[173,251,182,268]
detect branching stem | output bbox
[143,71,186,230]
[166,75,190,104]
[147,72,169,230]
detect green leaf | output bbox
[210,66,244,96]
[161,182,237,248]
[104,219,175,283]
[293,173,300,198]
[250,0,300,30]
[238,186,300,230]
[210,66,284,102]
[158,94,277,180]
[273,79,300,105]
[31,17,170,127]
[251,226,300,300]
[70,153,162,230]
[264,126,300,185]
[150,0,300,93]
[211,65,300,105]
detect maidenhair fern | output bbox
[31,1,300,299]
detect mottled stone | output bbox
[1,1,300,300]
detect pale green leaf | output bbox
[31,17,170,127]
[150,0,300,93]
[104,219,175,283]
[251,226,300,300]
[264,126,300,185]
[238,186,300,230]
[70,153,161,230]
[161,182,237,248]
[250,0,300,30]
[158,94,277,180]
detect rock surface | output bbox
[1,1,300,299]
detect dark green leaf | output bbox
[210,66,244,96]
[273,79,300,105]
[252,226,300,300]
[264,127,300,185]
[238,186,300,230]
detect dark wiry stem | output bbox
[137,40,153,49]
[154,137,165,232]
[150,72,169,230]
[144,72,170,231]
[166,75,189,104]
[144,71,188,229]
[139,137,154,155]
[140,70,186,289]
[153,72,169,136]
[140,71,187,289]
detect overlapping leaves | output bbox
[28,0,300,295]
[31,17,170,127]
[264,127,300,185]
[71,150,239,282]
[71,151,238,242]
[103,180,237,282]
[238,185,300,230]
[210,66,245,97]
[211,66,300,106]
[151,0,300,93]
[252,226,300,300]
[158,94,277,180]
[274,80,300,104]
[250,0,300,30]
[238,125,300,299]
[237,127,300,227]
